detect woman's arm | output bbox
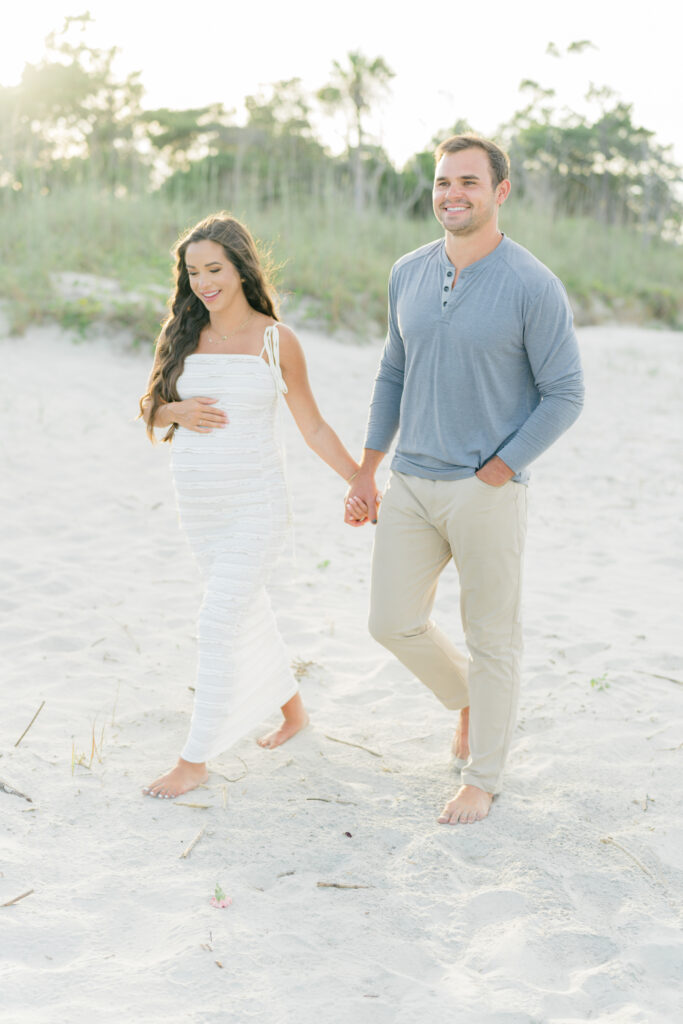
[140,347,229,436]
[141,394,227,432]
[279,326,359,483]
[140,338,228,434]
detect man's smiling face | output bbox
[432,147,508,237]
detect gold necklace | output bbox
[207,310,254,343]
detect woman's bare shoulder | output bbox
[272,321,301,348]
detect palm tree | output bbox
[317,51,394,212]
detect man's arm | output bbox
[497,278,584,474]
[363,269,406,454]
[345,268,405,526]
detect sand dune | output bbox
[1,318,681,1023]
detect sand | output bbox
[1,314,681,1024]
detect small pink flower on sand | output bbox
[210,884,232,909]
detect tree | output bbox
[317,52,394,212]
[141,104,229,176]
[501,51,682,239]
[1,14,146,193]
[243,79,327,202]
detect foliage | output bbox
[503,81,682,240]
[0,21,681,336]
[0,14,147,192]
[3,183,681,344]
[317,52,395,211]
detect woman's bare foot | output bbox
[258,692,309,749]
[142,758,208,799]
[438,784,492,825]
[451,706,470,760]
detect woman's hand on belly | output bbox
[173,397,229,433]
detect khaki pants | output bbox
[369,472,527,794]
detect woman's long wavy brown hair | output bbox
[140,212,279,442]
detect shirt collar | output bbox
[439,233,508,276]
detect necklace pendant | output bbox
[207,309,254,346]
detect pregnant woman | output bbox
[139,213,363,798]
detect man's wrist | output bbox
[357,448,384,477]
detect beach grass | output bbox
[2,185,681,341]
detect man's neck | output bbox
[444,224,503,272]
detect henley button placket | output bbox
[443,269,454,307]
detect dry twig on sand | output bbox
[638,670,683,686]
[0,779,33,803]
[306,797,358,805]
[180,826,206,859]
[291,658,316,680]
[600,835,655,879]
[14,701,46,748]
[2,890,34,907]
[211,755,249,783]
[324,734,382,758]
[316,882,372,890]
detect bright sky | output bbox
[2,0,681,170]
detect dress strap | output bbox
[261,324,288,395]
[261,323,294,560]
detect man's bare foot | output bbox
[451,706,470,760]
[258,692,309,749]
[438,784,492,825]
[142,758,208,799]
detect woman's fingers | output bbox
[196,414,226,427]
[187,397,228,432]
[345,495,368,523]
[193,417,224,432]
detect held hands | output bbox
[174,397,228,433]
[345,496,371,524]
[344,475,381,527]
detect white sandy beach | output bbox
[1,315,682,1024]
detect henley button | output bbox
[443,286,449,292]
[447,271,453,277]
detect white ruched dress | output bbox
[171,326,298,763]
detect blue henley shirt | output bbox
[363,235,584,484]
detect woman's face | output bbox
[185,239,245,312]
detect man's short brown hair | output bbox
[434,134,510,187]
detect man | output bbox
[345,134,584,825]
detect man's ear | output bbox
[496,179,511,206]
